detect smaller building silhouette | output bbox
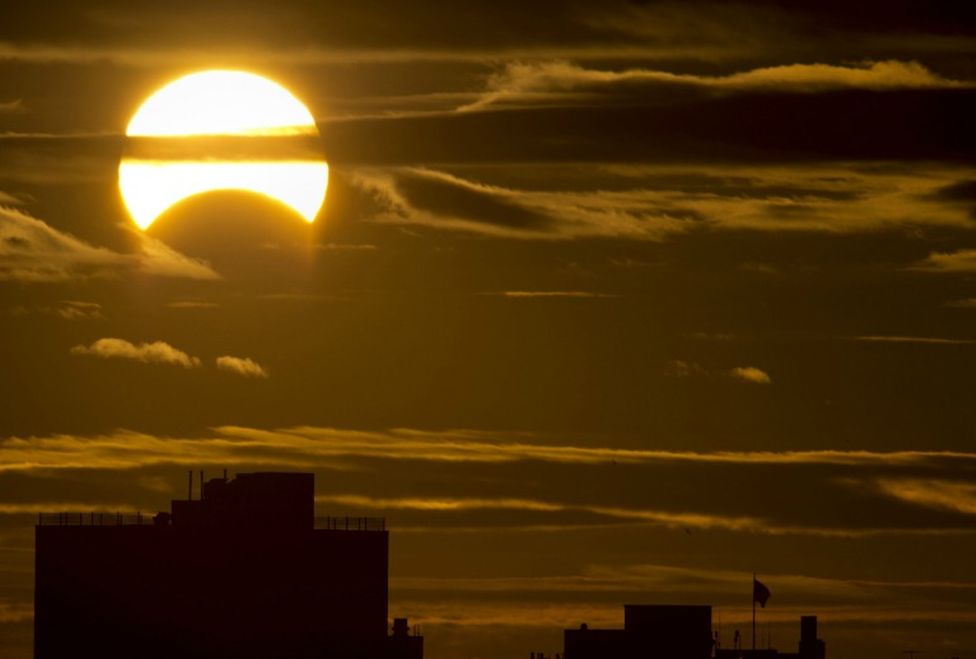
[565,605,713,659]
[716,616,825,659]
[561,605,825,659]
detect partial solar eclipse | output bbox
[119,70,329,230]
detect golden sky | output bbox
[2,2,976,658]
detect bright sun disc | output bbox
[119,70,328,230]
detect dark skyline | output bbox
[34,472,406,659]
[1,2,975,658]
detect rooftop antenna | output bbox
[187,470,193,501]
[223,468,228,481]
[199,470,204,501]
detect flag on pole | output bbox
[752,577,770,609]
[753,578,771,608]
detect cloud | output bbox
[319,493,975,539]
[668,361,771,384]
[0,207,219,282]
[216,355,269,378]
[928,179,976,203]
[0,601,32,624]
[349,167,702,240]
[393,564,976,601]
[2,426,974,476]
[55,300,103,320]
[484,291,617,299]
[257,292,343,302]
[0,42,708,68]
[135,230,221,280]
[668,360,708,378]
[319,493,770,535]
[392,169,553,230]
[0,1,971,72]
[348,164,976,240]
[854,335,976,345]
[320,494,565,513]
[946,297,976,308]
[461,60,973,111]
[9,300,103,320]
[167,300,219,309]
[314,243,378,252]
[916,248,976,273]
[319,493,884,537]
[0,99,24,113]
[729,366,773,384]
[0,2,781,72]
[655,60,967,92]
[875,478,976,516]
[316,74,976,164]
[4,427,976,540]
[71,338,201,368]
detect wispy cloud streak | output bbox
[854,335,976,345]
[875,478,976,515]
[729,366,772,384]
[3,426,975,474]
[0,207,218,282]
[461,60,974,111]
[351,165,976,240]
[318,493,973,538]
[483,291,618,299]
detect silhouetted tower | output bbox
[34,472,403,659]
[387,617,424,659]
[799,616,825,659]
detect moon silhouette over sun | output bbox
[119,70,329,230]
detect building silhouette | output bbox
[387,617,425,659]
[564,605,713,659]
[34,471,423,659]
[715,616,825,659]
[561,604,825,659]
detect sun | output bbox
[119,70,329,230]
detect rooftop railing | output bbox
[37,512,386,531]
[315,516,386,531]
[37,512,152,527]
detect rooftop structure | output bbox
[564,604,713,659]
[34,471,417,659]
[715,616,825,659]
[562,605,825,659]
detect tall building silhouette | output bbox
[34,472,423,659]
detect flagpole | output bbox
[752,572,757,651]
